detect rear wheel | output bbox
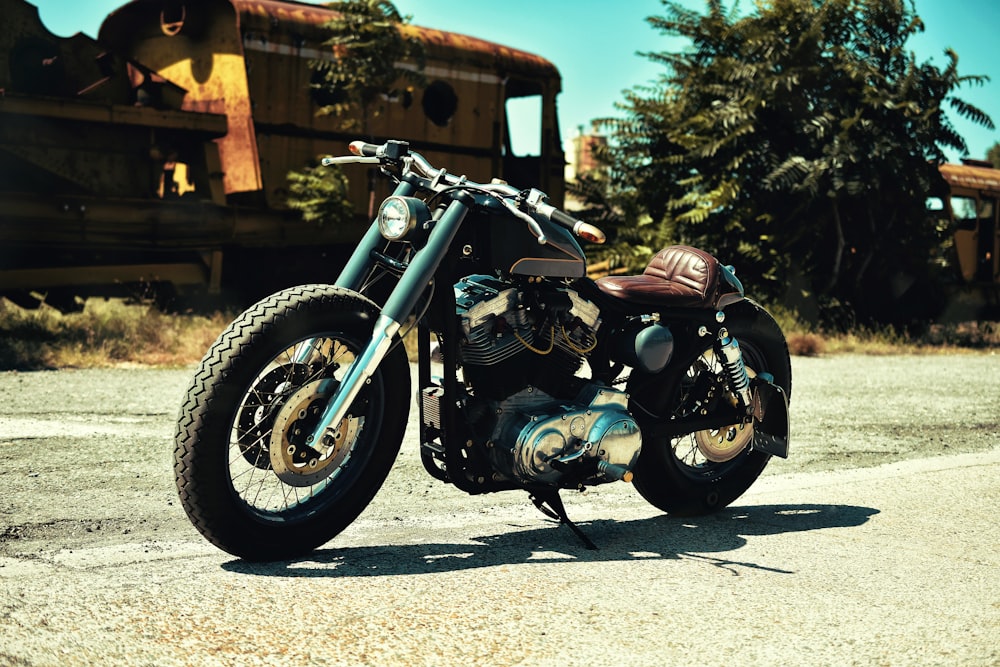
[631,301,791,516]
[174,285,410,560]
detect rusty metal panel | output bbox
[97,0,565,211]
[939,163,1000,197]
[230,0,560,80]
[229,0,561,199]
[99,0,264,196]
[0,93,227,132]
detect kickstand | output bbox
[529,490,598,551]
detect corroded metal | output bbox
[0,0,565,305]
[232,0,559,77]
[939,162,1000,197]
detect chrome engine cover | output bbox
[491,384,641,486]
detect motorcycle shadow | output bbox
[223,503,878,578]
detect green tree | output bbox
[987,142,1000,169]
[603,0,992,324]
[567,168,668,272]
[287,1,425,225]
[286,162,353,225]
[311,0,425,133]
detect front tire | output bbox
[630,300,791,516]
[174,285,410,561]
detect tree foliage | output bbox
[602,0,992,324]
[286,163,353,226]
[288,1,424,225]
[311,0,425,132]
[566,169,669,271]
[987,142,1000,169]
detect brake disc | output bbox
[692,355,756,463]
[236,364,309,469]
[268,380,361,487]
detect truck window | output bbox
[505,94,542,157]
[951,196,979,230]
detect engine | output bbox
[452,275,641,487]
[489,383,641,485]
[455,275,601,400]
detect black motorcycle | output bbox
[174,140,790,560]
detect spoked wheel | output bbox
[232,339,366,501]
[175,285,410,561]
[631,301,791,516]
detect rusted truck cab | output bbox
[0,0,564,309]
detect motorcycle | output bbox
[174,139,791,561]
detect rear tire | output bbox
[630,300,791,516]
[174,285,410,560]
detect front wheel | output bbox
[174,285,410,560]
[630,300,791,516]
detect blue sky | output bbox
[34,0,999,161]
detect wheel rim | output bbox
[225,335,379,521]
[671,342,765,477]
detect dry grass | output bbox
[781,316,1000,357]
[0,298,995,370]
[0,298,230,370]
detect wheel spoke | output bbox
[223,334,374,518]
[670,342,761,472]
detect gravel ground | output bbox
[0,354,998,666]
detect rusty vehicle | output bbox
[928,160,1000,317]
[935,161,1000,283]
[0,0,564,310]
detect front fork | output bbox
[303,194,470,454]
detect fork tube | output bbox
[335,180,418,291]
[378,198,468,324]
[308,198,470,453]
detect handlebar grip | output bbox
[349,141,380,157]
[550,208,606,244]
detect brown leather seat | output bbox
[594,245,724,308]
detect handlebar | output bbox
[320,139,605,245]
[350,141,380,157]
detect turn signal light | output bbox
[575,222,606,244]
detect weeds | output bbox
[0,297,994,371]
[0,298,229,370]
[773,301,1000,356]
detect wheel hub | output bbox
[236,364,309,469]
[695,421,753,462]
[269,380,361,487]
[692,362,757,463]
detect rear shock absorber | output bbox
[716,327,752,410]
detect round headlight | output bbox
[377,196,429,241]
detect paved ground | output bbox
[0,355,998,666]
